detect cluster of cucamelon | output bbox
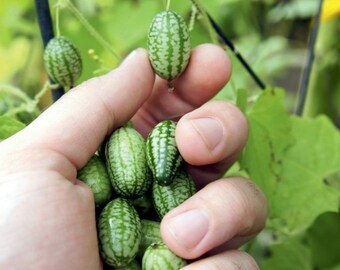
[78,120,196,270]
[75,9,193,269]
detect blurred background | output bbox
[2,0,337,121]
[1,1,340,269]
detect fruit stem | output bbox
[55,4,61,37]
[65,0,122,62]
[166,0,171,11]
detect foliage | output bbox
[0,0,340,269]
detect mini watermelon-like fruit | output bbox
[147,10,191,83]
[43,36,82,88]
[77,155,112,207]
[106,126,152,198]
[98,198,142,268]
[142,241,187,270]
[146,120,183,186]
[152,168,196,219]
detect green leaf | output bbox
[241,87,293,204]
[306,212,340,269]
[236,88,248,114]
[260,238,312,270]
[0,116,25,140]
[272,116,340,234]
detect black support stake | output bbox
[35,0,64,102]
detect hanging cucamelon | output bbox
[147,10,191,83]
[43,36,82,89]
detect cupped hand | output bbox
[0,44,267,269]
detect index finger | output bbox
[132,44,231,137]
[0,49,155,170]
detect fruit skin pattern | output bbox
[106,126,151,198]
[146,120,183,186]
[138,220,162,258]
[43,36,82,88]
[77,155,112,207]
[98,198,142,268]
[148,10,191,82]
[142,241,187,270]
[152,168,196,218]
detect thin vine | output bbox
[190,0,266,90]
[62,0,122,62]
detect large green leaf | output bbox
[241,88,340,235]
[260,238,312,270]
[272,116,340,234]
[241,88,293,204]
[306,212,340,269]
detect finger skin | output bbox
[161,177,268,260]
[176,101,248,188]
[132,44,231,137]
[0,49,155,175]
[181,250,259,270]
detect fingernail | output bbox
[189,117,224,151]
[167,209,209,251]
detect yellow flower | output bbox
[321,0,340,22]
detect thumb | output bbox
[6,49,155,168]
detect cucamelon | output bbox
[43,36,82,88]
[147,10,191,82]
[138,220,162,258]
[146,120,183,186]
[142,241,187,270]
[152,168,196,218]
[106,126,151,198]
[98,198,142,268]
[77,155,112,207]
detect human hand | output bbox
[0,44,267,269]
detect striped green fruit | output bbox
[43,36,82,88]
[152,168,196,219]
[146,120,183,186]
[147,10,191,82]
[138,220,162,258]
[77,155,113,207]
[142,242,187,270]
[106,126,152,198]
[98,198,142,268]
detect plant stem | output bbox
[296,0,323,116]
[302,17,340,120]
[190,0,218,44]
[166,0,171,11]
[34,0,64,102]
[66,0,122,61]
